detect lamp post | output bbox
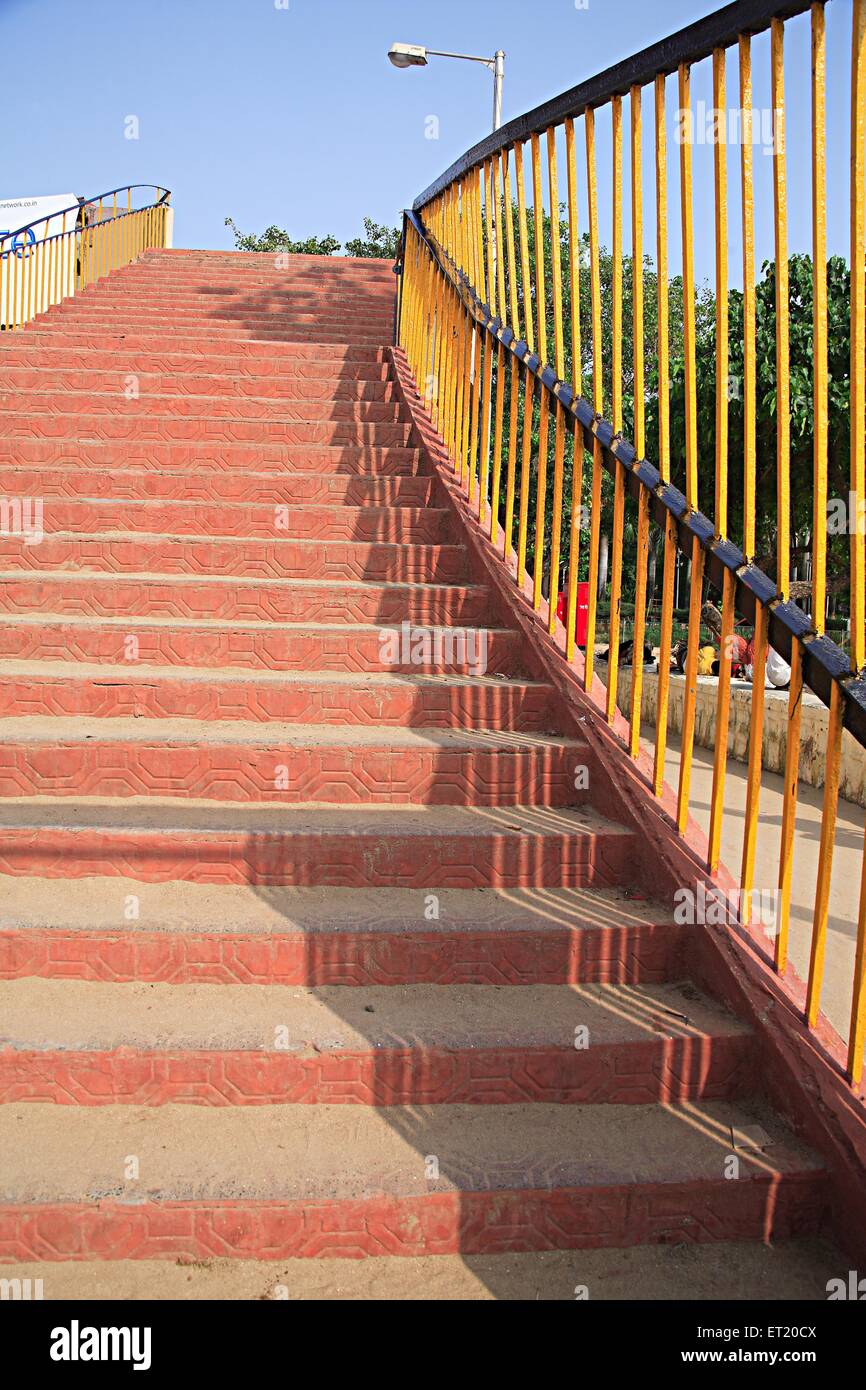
[389,41,505,500]
[387,43,505,132]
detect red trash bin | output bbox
[555,582,590,645]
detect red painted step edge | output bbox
[0,923,685,987]
[0,1033,752,1107]
[0,1174,826,1262]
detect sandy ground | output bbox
[0,1238,845,1301]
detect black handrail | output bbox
[413,0,816,210]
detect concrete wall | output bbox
[602,663,866,809]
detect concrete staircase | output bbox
[0,249,837,1298]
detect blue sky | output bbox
[1,0,855,286]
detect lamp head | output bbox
[388,42,428,69]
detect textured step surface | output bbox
[0,800,635,886]
[0,978,752,1106]
[0,881,682,986]
[0,572,485,624]
[0,662,554,728]
[0,718,589,805]
[0,1099,826,1260]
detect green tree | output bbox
[224,218,340,256]
[477,201,851,629]
[345,218,401,259]
[224,215,400,258]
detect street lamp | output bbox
[387,42,505,131]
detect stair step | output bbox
[78,292,396,313]
[0,467,435,506]
[0,535,467,583]
[0,614,516,673]
[0,350,392,380]
[30,499,449,544]
[0,719,589,807]
[0,978,753,1106]
[0,882,681,986]
[51,295,393,317]
[0,438,426,475]
[0,1238,842,1299]
[0,1099,826,1260]
[140,248,393,272]
[0,411,413,447]
[0,662,554,729]
[28,319,390,345]
[0,368,397,401]
[1,333,387,362]
[0,572,488,625]
[0,390,406,423]
[43,309,394,338]
[0,801,636,887]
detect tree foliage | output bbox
[224,215,399,259]
[488,201,852,628]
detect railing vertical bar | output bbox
[772,17,791,599]
[531,132,547,364]
[676,59,702,831]
[776,641,804,971]
[514,139,535,586]
[629,84,649,756]
[740,602,769,909]
[708,571,735,872]
[848,833,866,1083]
[583,106,604,694]
[490,341,506,543]
[564,114,584,662]
[708,46,734,868]
[606,96,626,721]
[812,3,828,635]
[477,325,494,526]
[806,682,844,1025]
[484,159,496,313]
[467,321,483,505]
[547,126,566,634]
[491,157,508,543]
[851,0,866,673]
[531,131,549,612]
[532,392,551,611]
[740,34,757,556]
[503,148,521,559]
[514,142,533,353]
[772,13,803,970]
[653,73,676,796]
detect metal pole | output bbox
[483,54,506,518]
[492,50,505,130]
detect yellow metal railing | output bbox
[398,0,866,1085]
[0,185,171,331]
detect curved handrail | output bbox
[1,185,171,244]
[413,0,813,210]
[397,0,866,1087]
[0,182,173,329]
[406,208,866,753]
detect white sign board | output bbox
[0,193,78,327]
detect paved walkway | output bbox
[647,724,863,1043]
